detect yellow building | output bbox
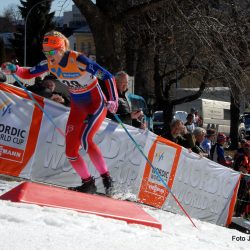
[73,26,96,59]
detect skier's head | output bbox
[42,30,70,65]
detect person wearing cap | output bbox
[201,128,216,159]
[211,132,233,167]
[184,113,195,133]
[1,30,118,195]
[190,107,202,127]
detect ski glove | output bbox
[1,62,17,74]
[106,101,118,113]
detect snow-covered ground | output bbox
[0,179,249,250]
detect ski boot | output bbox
[69,176,97,194]
[101,172,114,196]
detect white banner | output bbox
[0,83,241,226]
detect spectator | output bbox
[190,107,202,127]
[181,126,196,150]
[192,127,208,157]
[41,75,70,106]
[107,71,145,129]
[190,107,196,122]
[234,139,248,163]
[194,110,203,127]
[201,128,217,159]
[211,133,233,167]
[133,109,146,129]
[163,119,194,148]
[185,113,195,133]
[26,76,52,98]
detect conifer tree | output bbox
[16,0,56,66]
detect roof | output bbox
[73,25,91,33]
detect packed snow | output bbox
[0,179,249,250]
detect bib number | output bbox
[62,80,83,88]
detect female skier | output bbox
[2,30,118,195]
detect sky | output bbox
[0,179,249,250]
[0,0,73,16]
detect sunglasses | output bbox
[43,49,58,56]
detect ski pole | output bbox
[113,113,197,228]
[12,74,65,137]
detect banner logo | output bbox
[0,100,12,117]
[0,145,24,162]
[155,151,164,162]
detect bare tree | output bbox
[2,5,22,27]
[72,0,250,143]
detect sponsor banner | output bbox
[138,136,182,208]
[0,84,43,175]
[27,106,149,196]
[0,145,24,162]
[0,84,241,226]
[162,150,241,225]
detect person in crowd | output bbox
[26,76,53,98]
[190,107,202,127]
[201,128,216,159]
[191,127,208,157]
[194,110,203,127]
[185,113,195,133]
[107,71,145,129]
[180,125,196,150]
[41,75,70,106]
[163,119,194,149]
[233,139,247,163]
[1,30,118,195]
[190,107,196,122]
[211,132,233,167]
[133,109,147,129]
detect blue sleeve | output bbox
[76,54,113,80]
[217,145,225,161]
[29,60,49,75]
[16,60,49,79]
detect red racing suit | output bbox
[15,51,118,163]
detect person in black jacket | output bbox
[163,119,195,149]
[107,71,145,129]
[192,127,208,157]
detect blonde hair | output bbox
[44,30,70,50]
[193,127,206,137]
[170,119,183,130]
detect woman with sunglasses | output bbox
[1,30,118,195]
